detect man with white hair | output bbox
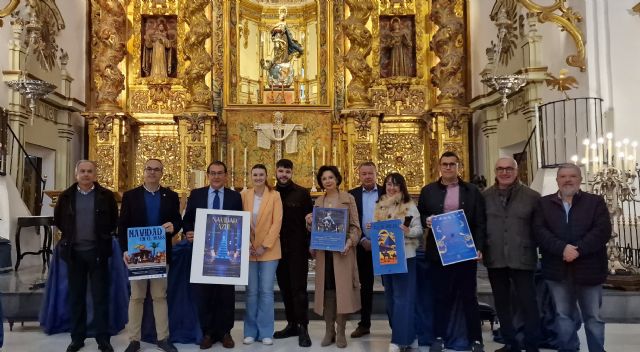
[533,163,611,352]
[483,157,541,352]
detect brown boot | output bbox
[336,314,348,348]
[321,290,336,347]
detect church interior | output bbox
[1,0,640,351]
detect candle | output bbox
[312,146,315,171]
[607,133,613,165]
[322,147,326,166]
[597,138,604,169]
[244,147,247,172]
[632,141,638,170]
[571,155,578,165]
[618,152,625,169]
[623,139,630,167]
[591,144,598,173]
[583,139,590,175]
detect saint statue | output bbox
[142,18,177,78]
[261,6,304,87]
[382,17,413,77]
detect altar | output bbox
[83,0,473,195]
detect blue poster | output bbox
[431,210,478,266]
[370,219,407,275]
[310,207,348,252]
[127,226,167,280]
[202,213,244,278]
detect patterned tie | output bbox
[212,189,220,209]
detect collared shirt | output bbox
[443,182,460,212]
[361,186,379,239]
[76,184,95,195]
[208,186,225,209]
[557,191,574,223]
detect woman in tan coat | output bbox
[241,164,283,346]
[305,165,361,348]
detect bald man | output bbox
[482,157,541,352]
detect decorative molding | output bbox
[183,0,213,111]
[343,0,376,108]
[517,0,586,71]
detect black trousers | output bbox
[195,283,235,340]
[487,267,541,348]
[67,248,110,344]
[355,244,374,328]
[432,260,483,344]
[276,251,309,325]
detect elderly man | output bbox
[54,160,119,352]
[533,164,611,352]
[483,157,541,352]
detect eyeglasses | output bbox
[495,167,516,173]
[144,167,163,173]
[208,171,226,176]
[440,162,457,169]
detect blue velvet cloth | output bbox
[39,238,129,336]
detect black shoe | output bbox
[472,341,485,352]
[430,337,445,352]
[66,341,85,352]
[298,324,312,347]
[124,341,141,352]
[350,325,370,338]
[157,338,178,352]
[524,348,540,352]
[98,341,114,352]
[274,323,298,339]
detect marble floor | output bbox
[2,320,640,352]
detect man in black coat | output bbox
[182,161,243,350]
[272,159,313,347]
[417,151,486,352]
[348,161,383,339]
[533,163,611,352]
[54,160,118,352]
[118,159,182,352]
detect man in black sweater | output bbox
[272,159,313,347]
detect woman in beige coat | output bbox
[305,165,361,348]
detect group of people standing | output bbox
[53,151,611,352]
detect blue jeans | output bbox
[383,257,417,346]
[546,279,605,352]
[244,260,279,340]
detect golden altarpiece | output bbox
[84,0,472,197]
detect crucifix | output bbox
[253,111,304,161]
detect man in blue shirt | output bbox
[119,159,182,352]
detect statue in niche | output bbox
[141,16,178,78]
[380,16,416,78]
[260,6,304,87]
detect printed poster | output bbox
[127,226,167,280]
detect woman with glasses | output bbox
[305,165,361,349]
[372,173,422,352]
[241,164,283,346]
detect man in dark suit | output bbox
[118,158,182,352]
[348,161,383,338]
[183,161,243,350]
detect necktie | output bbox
[212,189,220,209]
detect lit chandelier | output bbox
[481,8,527,120]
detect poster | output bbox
[430,209,478,266]
[370,219,407,275]
[127,226,167,280]
[310,207,348,252]
[190,209,251,285]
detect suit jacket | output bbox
[182,186,243,233]
[241,188,283,261]
[349,185,384,240]
[118,185,183,264]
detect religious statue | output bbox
[142,17,177,78]
[381,17,414,78]
[260,6,304,87]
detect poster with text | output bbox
[310,207,348,252]
[370,219,407,275]
[431,209,478,266]
[127,226,167,280]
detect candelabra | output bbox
[480,8,526,120]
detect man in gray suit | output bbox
[483,157,541,352]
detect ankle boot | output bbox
[335,314,348,348]
[321,290,336,347]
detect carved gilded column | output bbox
[343,0,376,108]
[84,112,131,191]
[92,0,127,111]
[175,113,217,192]
[211,0,224,115]
[183,0,213,111]
[341,109,381,189]
[428,110,470,180]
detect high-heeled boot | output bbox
[335,313,348,348]
[321,290,336,347]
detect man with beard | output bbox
[273,159,314,347]
[534,163,611,352]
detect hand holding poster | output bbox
[430,209,478,266]
[310,207,348,252]
[127,226,167,280]
[370,219,407,275]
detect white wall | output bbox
[53,0,87,101]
